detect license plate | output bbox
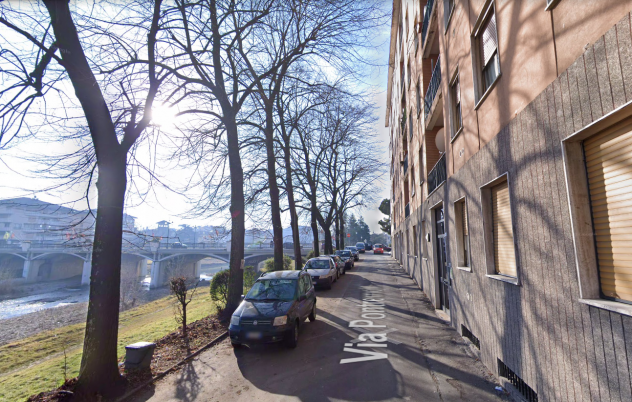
[246,331,262,340]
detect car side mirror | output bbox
[241,294,245,300]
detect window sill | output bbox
[474,72,502,110]
[457,266,472,272]
[450,126,463,143]
[579,298,632,318]
[486,274,519,285]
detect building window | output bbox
[411,164,416,196]
[406,228,410,255]
[454,199,470,269]
[413,225,418,256]
[450,72,462,137]
[419,146,424,184]
[562,112,632,315]
[480,174,517,283]
[472,2,500,102]
[584,124,632,303]
[416,80,421,116]
[444,0,455,27]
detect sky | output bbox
[0,3,393,234]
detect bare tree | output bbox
[169,276,200,339]
[0,1,167,396]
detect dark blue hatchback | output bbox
[228,270,316,349]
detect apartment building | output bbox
[388,1,632,400]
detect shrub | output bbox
[243,265,257,293]
[209,270,230,309]
[263,254,293,272]
[306,250,315,260]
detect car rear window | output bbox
[336,250,351,257]
[305,259,330,269]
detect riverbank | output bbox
[0,290,216,402]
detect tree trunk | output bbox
[264,108,284,271]
[334,210,340,251]
[323,225,333,254]
[224,117,245,314]
[311,206,319,257]
[182,302,187,338]
[43,1,127,396]
[284,142,302,270]
[340,214,345,249]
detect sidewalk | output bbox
[129,255,510,402]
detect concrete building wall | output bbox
[390,1,632,400]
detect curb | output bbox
[117,330,229,402]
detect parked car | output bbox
[303,257,337,289]
[335,250,355,270]
[329,255,346,276]
[373,244,384,254]
[228,270,316,349]
[355,242,366,253]
[171,242,188,249]
[383,245,392,252]
[345,246,359,261]
[364,242,373,250]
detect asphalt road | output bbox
[132,254,510,402]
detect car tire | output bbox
[286,320,299,348]
[231,342,242,349]
[326,278,333,290]
[309,303,316,322]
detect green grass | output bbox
[0,292,216,402]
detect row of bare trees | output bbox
[0,0,385,398]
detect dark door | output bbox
[435,207,450,312]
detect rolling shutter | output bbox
[584,123,632,302]
[481,12,498,66]
[492,181,516,277]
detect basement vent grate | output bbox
[461,324,480,349]
[498,359,538,402]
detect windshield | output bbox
[345,247,356,251]
[246,279,297,301]
[375,244,382,248]
[355,243,364,248]
[305,259,330,269]
[335,250,351,257]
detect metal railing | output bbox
[424,56,441,120]
[428,153,446,194]
[421,0,435,48]
[403,154,409,176]
[405,203,410,218]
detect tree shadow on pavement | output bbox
[233,318,399,402]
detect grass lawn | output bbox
[0,292,216,402]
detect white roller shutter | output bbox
[492,181,516,277]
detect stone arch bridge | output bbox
[0,243,310,289]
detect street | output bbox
[132,254,509,402]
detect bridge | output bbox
[0,241,312,289]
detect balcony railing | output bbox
[421,0,435,48]
[428,153,446,194]
[405,203,410,218]
[403,154,408,176]
[424,56,441,120]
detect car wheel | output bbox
[309,303,316,322]
[342,266,346,275]
[231,342,242,349]
[286,320,299,348]
[326,277,333,290]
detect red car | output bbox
[373,244,384,254]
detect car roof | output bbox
[259,270,302,279]
[309,257,332,260]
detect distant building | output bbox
[0,197,94,245]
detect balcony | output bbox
[421,0,437,58]
[424,56,443,130]
[428,153,446,195]
[405,203,410,218]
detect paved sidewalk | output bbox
[130,255,510,402]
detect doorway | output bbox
[435,207,449,313]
